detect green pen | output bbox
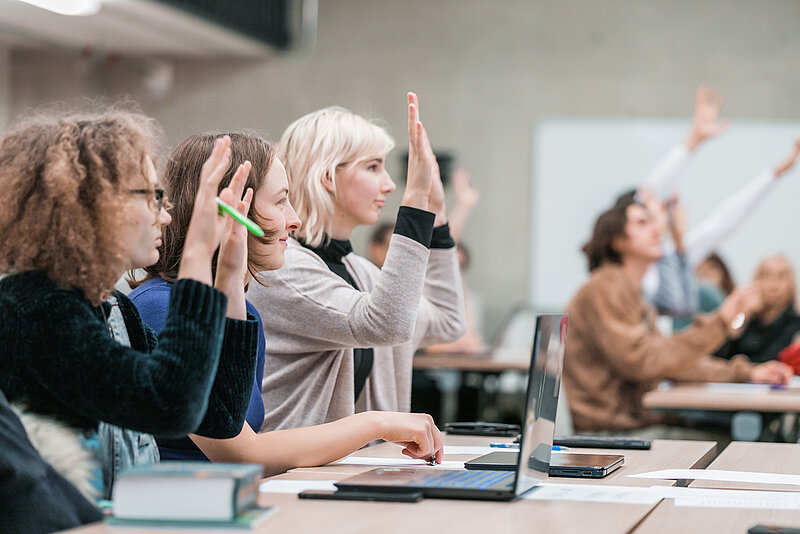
[215,197,264,237]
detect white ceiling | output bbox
[0,0,275,57]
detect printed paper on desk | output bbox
[629,469,800,486]
[658,486,800,509]
[259,480,338,494]
[525,483,662,504]
[333,457,465,469]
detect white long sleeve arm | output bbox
[640,145,692,201]
[685,169,777,268]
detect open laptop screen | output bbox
[514,314,568,497]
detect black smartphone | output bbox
[553,436,651,450]
[748,526,800,534]
[444,422,520,437]
[298,489,423,503]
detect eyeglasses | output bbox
[129,188,166,211]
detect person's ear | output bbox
[611,235,627,256]
[321,171,335,194]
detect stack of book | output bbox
[109,462,275,529]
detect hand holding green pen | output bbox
[215,197,264,237]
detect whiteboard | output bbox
[530,119,800,310]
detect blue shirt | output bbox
[129,278,266,461]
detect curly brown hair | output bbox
[0,106,163,305]
[134,131,277,288]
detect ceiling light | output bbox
[17,0,101,16]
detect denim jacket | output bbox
[97,297,159,499]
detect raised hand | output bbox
[402,92,435,212]
[215,161,253,319]
[718,283,762,327]
[773,139,800,178]
[685,85,729,152]
[666,194,687,253]
[178,136,234,286]
[452,168,480,210]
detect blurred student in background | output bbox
[638,86,800,327]
[563,195,793,437]
[715,255,800,364]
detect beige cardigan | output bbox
[564,263,753,432]
[247,234,465,431]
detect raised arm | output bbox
[685,139,800,268]
[640,86,728,201]
[585,282,754,382]
[447,169,479,242]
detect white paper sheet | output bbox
[259,480,338,494]
[332,457,465,469]
[629,469,800,486]
[659,486,800,505]
[524,483,662,504]
[702,383,771,394]
[443,446,498,455]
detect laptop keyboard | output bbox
[418,469,514,490]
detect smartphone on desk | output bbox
[444,422,520,437]
[299,489,423,503]
[552,435,651,450]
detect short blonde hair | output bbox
[278,107,395,247]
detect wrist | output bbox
[684,132,702,152]
[358,411,385,441]
[401,190,429,211]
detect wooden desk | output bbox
[643,383,800,412]
[291,435,718,488]
[634,442,800,533]
[65,436,716,534]
[413,347,530,372]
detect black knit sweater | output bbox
[0,271,258,439]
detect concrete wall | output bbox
[8,0,800,336]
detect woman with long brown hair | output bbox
[131,131,444,473]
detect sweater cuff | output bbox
[168,279,227,330]
[193,312,259,438]
[431,223,455,249]
[394,206,435,248]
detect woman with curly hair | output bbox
[0,107,260,500]
[130,131,444,473]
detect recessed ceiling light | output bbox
[17,0,101,16]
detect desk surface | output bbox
[643,383,800,412]
[634,442,800,534]
[65,436,716,534]
[413,348,531,372]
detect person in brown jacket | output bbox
[564,195,793,435]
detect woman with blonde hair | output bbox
[131,131,444,470]
[0,108,259,500]
[248,93,466,431]
[716,254,800,364]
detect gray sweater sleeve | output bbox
[414,247,467,347]
[249,234,431,352]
